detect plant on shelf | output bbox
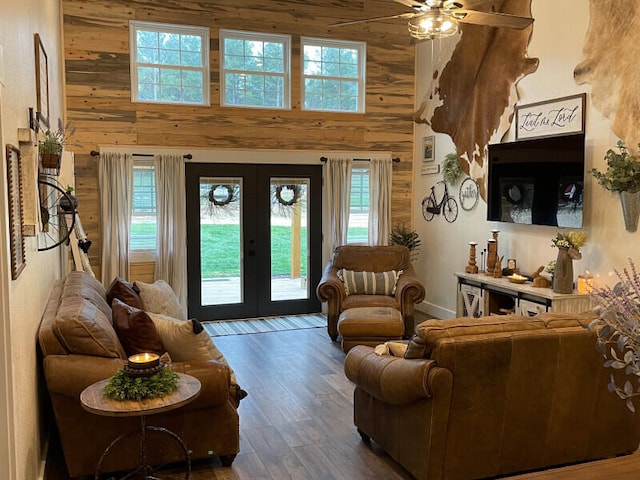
[389,224,421,260]
[442,152,463,185]
[587,257,640,412]
[38,119,80,170]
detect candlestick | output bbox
[465,241,479,273]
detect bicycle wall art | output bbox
[422,181,458,223]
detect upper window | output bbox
[302,38,366,113]
[220,29,291,109]
[130,21,210,105]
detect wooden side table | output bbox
[80,372,201,480]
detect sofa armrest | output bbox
[344,345,436,405]
[44,355,235,407]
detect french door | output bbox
[185,163,322,321]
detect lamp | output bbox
[408,10,459,40]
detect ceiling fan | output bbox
[330,0,534,41]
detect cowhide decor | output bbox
[414,0,538,199]
[574,0,640,152]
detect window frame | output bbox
[130,160,157,262]
[301,37,366,114]
[129,20,210,106]
[346,162,370,245]
[219,29,291,110]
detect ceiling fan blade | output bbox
[330,12,417,27]
[456,9,534,29]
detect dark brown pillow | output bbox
[111,299,164,356]
[106,277,144,309]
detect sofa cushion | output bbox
[107,277,143,309]
[111,299,165,356]
[338,269,401,296]
[61,271,112,321]
[134,280,185,320]
[148,312,238,385]
[53,296,126,358]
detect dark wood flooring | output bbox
[45,320,640,479]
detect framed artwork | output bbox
[34,33,50,129]
[515,93,586,140]
[422,135,435,162]
[6,144,26,280]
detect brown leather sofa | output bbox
[38,272,241,477]
[344,313,640,480]
[316,245,425,340]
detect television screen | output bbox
[486,133,585,227]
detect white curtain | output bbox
[98,152,133,285]
[368,158,393,245]
[325,157,353,254]
[154,154,188,316]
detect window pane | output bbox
[159,49,180,66]
[181,51,202,67]
[137,30,158,48]
[181,35,201,52]
[347,166,369,244]
[138,47,159,63]
[160,68,181,85]
[138,82,158,101]
[131,165,157,251]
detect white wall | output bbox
[0,1,65,479]
[413,0,636,318]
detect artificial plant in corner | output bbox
[389,224,421,260]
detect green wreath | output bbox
[103,366,178,401]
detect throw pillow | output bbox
[111,299,165,356]
[148,312,238,385]
[134,280,185,320]
[106,277,144,309]
[338,269,402,296]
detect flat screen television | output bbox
[486,133,585,228]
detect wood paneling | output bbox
[62,0,416,275]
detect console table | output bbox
[455,272,591,318]
[80,372,201,480]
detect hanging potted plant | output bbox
[38,120,78,174]
[592,140,640,232]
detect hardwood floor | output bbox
[45,325,640,479]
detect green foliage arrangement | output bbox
[38,119,80,155]
[442,152,463,185]
[592,140,640,193]
[551,231,587,253]
[104,367,179,401]
[588,258,640,412]
[389,224,421,259]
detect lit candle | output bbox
[127,352,160,370]
[577,272,594,294]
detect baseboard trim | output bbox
[417,301,455,320]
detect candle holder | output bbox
[486,239,497,276]
[577,273,594,294]
[465,241,479,273]
[124,353,163,377]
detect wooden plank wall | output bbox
[62,0,416,279]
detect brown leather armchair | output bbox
[316,245,425,340]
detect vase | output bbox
[620,191,640,232]
[553,247,574,294]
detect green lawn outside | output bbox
[130,223,368,278]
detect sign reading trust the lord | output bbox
[515,93,586,140]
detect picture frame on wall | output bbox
[422,135,435,162]
[34,33,50,129]
[515,93,586,140]
[6,144,26,280]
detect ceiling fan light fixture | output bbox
[408,11,459,40]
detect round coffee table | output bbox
[80,372,201,480]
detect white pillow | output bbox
[135,280,185,320]
[148,312,237,386]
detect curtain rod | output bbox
[90,150,193,160]
[319,156,400,163]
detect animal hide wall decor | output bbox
[415,0,538,199]
[574,0,640,152]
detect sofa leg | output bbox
[357,428,371,444]
[220,454,236,467]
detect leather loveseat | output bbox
[316,245,425,340]
[344,313,640,480]
[38,272,241,477]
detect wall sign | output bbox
[515,93,585,140]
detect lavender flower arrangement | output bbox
[588,258,640,412]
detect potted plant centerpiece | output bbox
[38,120,78,174]
[592,140,640,232]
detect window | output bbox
[347,165,369,244]
[130,21,209,105]
[220,29,291,109]
[302,37,366,113]
[130,162,157,253]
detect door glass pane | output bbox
[270,178,309,301]
[199,177,242,305]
